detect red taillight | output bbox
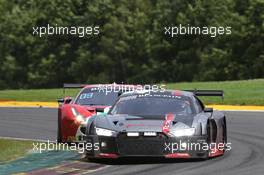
[98,153,119,158]
[165,153,191,158]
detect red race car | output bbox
[57,83,135,143]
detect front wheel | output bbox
[57,115,62,143]
[204,123,212,159]
[222,118,227,152]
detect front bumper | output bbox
[85,132,209,159]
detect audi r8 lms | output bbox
[85,90,227,159]
[57,83,135,143]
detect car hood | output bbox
[94,114,195,132]
[72,104,110,115]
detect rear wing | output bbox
[62,83,88,95]
[185,89,224,99]
[63,83,88,88]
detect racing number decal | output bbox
[80,93,93,99]
[162,113,174,134]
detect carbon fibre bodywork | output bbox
[85,90,227,159]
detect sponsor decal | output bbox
[162,113,174,134]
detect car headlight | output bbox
[170,128,195,137]
[95,127,116,137]
[71,107,85,123]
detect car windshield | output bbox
[75,88,118,106]
[110,95,194,116]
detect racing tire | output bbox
[57,115,62,143]
[222,117,227,152]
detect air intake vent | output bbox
[172,121,177,125]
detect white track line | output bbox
[0,136,55,142]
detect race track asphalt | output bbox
[0,107,264,175]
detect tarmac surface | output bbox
[0,107,264,175]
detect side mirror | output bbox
[64,97,73,104]
[58,97,73,104]
[57,98,64,103]
[204,108,213,113]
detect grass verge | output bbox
[0,138,33,163]
[0,79,263,105]
[166,79,264,105]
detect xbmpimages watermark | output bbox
[164,24,232,38]
[32,141,99,154]
[32,140,232,154]
[165,140,232,154]
[32,24,100,37]
[96,83,166,95]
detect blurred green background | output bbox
[0,79,263,105]
[0,0,263,89]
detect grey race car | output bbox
[84,89,227,159]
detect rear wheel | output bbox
[206,120,217,158]
[222,117,227,151]
[205,122,212,159]
[57,115,62,143]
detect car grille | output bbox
[117,132,166,156]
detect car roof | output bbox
[119,89,194,98]
[83,84,136,88]
[81,85,195,98]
